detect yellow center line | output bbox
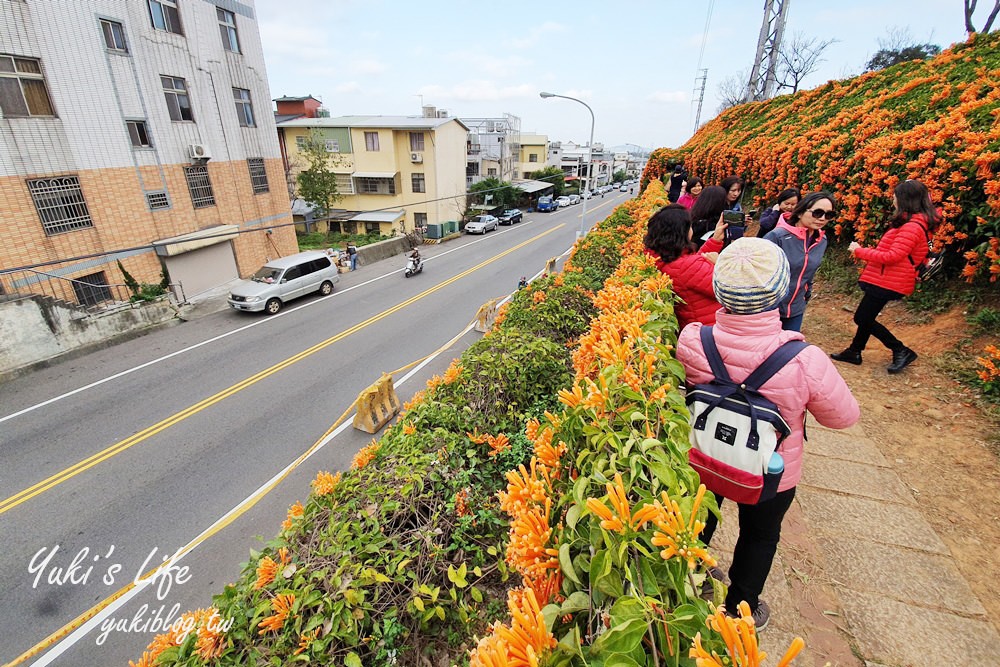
[0,223,564,516]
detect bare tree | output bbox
[775,32,838,94]
[717,68,751,112]
[864,26,941,72]
[965,0,1000,32]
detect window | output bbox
[364,222,380,234]
[334,173,353,194]
[161,76,192,121]
[27,176,93,235]
[73,272,113,307]
[217,8,239,53]
[0,55,55,117]
[145,191,170,210]
[233,87,254,127]
[247,158,268,194]
[100,20,128,51]
[414,212,427,229]
[295,135,306,149]
[411,173,425,193]
[324,139,339,153]
[409,132,425,151]
[529,153,538,163]
[364,131,379,151]
[184,165,215,207]
[466,163,479,177]
[355,177,395,195]
[488,168,497,176]
[126,120,151,147]
[148,0,182,35]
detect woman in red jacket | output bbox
[831,179,940,373]
[643,204,726,331]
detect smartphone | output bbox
[747,209,760,218]
[722,210,744,225]
[725,225,746,242]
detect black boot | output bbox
[887,347,917,374]
[830,348,862,365]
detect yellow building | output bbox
[517,134,549,180]
[277,114,470,236]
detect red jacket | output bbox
[856,214,931,296]
[647,237,723,330]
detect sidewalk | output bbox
[711,419,1000,666]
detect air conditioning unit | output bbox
[410,152,423,163]
[188,143,211,160]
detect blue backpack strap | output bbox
[699,326,731,383]
[742,340,809,392]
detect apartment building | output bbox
[461,113,520,186]
[277,110,469,235]
[517,133,548,180]
[0,0,293,305]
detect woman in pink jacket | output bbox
[643,204,725,331]
[831,179,940,373]
[677,238,860,630]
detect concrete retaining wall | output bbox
[356,236,415,267]
[0,296,178,378]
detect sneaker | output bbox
[887,346,917,374]
[830,348,862,365]
[725,598,770,632]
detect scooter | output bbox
[404,255,424,277]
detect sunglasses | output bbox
[807,208,838,220]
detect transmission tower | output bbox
[745,0,791,102]
[692,69,708,132]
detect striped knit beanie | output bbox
[712,237,790,314]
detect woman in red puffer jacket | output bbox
[643,204,726,331]
[831,179,940,374]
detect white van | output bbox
[228,250,340,314]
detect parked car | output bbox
[499,208,523,224]
[536,195,555,212]
[556,196,571,207]
[568,194,581,205]
[581,190,593,199]
[228,250,339,315]
[465,214,499,234]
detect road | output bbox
[0,189,634,666]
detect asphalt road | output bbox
[0,190,635,666]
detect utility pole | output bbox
[745,0,791,102]
[692,68,708,132]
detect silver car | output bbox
[465,214,499,234]
[228,250,339,315]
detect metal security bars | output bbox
[184,166,215,208]
[247,158,269,194]
[27,176,94,235]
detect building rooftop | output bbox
[276,115,469,131]
[273,95,321,103]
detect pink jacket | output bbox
[677,193,696,210]
[676,309,860,492]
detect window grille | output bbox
[184,165,215,208]
[27,176,94,235]
[355,177,394,195]
[334,173,354,194]
[72,271,113,307]
[247,158,268,194]
[145,191,170,210]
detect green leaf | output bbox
[559,591,591,614]
[566,503,582,530]
[470,586,484,603]
[592,618,646,655]
[610,597,645,625]
[559,544,583,585]
[345,652,362,667]
[412,597,424,611]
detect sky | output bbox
[254,0,970,152]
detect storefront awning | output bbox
[351,171,398,179]
[351,209,405,223]
[512,179,554,194]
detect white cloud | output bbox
[416,81,537,102]
[646,91,688,104]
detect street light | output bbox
[540,91,594,238]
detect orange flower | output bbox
[486,433,511,458]
[257,593,295,635]
[282,501,304,531]
[402,421,417,435]
[532,290,546,303]
[455,488,470,517]
[194,609,227,660]
[470,589,556,666]
[294,629,319,656]
[254,555,279,589]
[352,441,380,469]
[651,485,717,570]
[586,473,660,534]
[507,497,560,581]
[443,361,463,384]
[499,459,549,515]
[311,470,341,496]
[129,651,156,667]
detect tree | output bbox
[612,170,627,184]
[296,130,342,223]
[717,68,751,113]
[468,177,518,211]
[775,32,838,94]
[965,0,1000,33]
[864,27,941,71]
[529,166,566,197]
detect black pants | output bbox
[702,487,796,611]
[849,284,904,352]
